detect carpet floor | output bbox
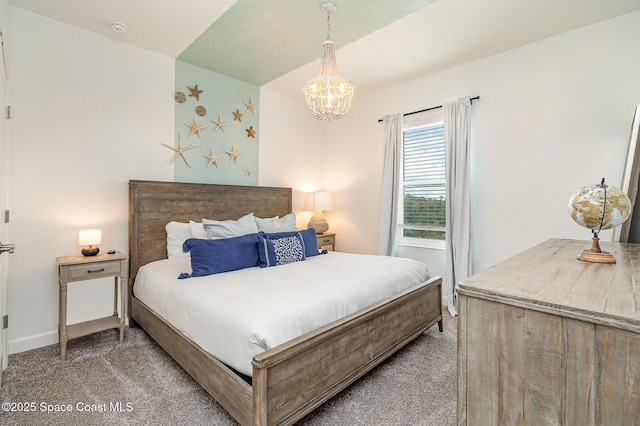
[0,313,456,426]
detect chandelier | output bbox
[303,2,354,121]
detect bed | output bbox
[128,180,443,426]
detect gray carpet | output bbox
[0,313,456,425]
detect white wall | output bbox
[7,8,174,352]
[324,10,640,274]
[258,87,327,231]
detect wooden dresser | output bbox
[457,238,640,425]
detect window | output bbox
[399,111,446,247]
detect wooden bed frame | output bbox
[128,180,443,426]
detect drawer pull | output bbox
[87,268,105,274]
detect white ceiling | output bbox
[10,0,640,98]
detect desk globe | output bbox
[568,178,631,263]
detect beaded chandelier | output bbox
[302,2,354,121]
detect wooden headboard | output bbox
[128,179,292,289]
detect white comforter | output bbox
[133,252,430,377]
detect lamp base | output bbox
[307,210,329,234]
[577,237,616,264]
[81,246,99,256]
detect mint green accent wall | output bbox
[174,60,259,185]
[177,0,435,86]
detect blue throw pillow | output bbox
[257,231,306,268]
[181,233,260,278]
[261,229,319,258]
[299,228,320,257]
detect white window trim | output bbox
[396,233,446,250]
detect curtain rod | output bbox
[377,96,480,123]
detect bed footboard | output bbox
[252,276,442,425]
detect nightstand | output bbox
[56,251,128,360]
[316,233,336,251]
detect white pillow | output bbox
[189,220,208,239]
[255,213,297,232]
[254,215,278,231]
[165,221,191,259]
[202,213,259,239]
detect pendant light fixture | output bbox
[302,2,354,121]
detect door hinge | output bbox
[6,105,10,119]
[4,209,8,223]
[2,315,7,329]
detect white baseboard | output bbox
[442,294,458,317]
[8,317,131,355]
[9,330,58,355]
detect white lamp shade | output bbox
[79,229,102,246]
[304,192,333,211]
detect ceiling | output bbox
[178,0,435,87]
[10,0,640,98]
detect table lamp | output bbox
[304,191,333,234]
[79,229,101,256]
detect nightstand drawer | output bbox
[316,233,336,251]
[67,260,122,281]
[317,236,335,246]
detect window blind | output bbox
[401,123,446,239]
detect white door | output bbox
[0,90,6,386]
[0,0,11,387]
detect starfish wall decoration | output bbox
[226,146,241,164]
[174,73,260,179]
[162,133,198,168]
[185,117,207,138]
[203,149,222,168]
[187,84,203,101]
[210,114,230,133]
[244,98,259,115]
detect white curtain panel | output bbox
[378,114,402,256]
[444,97,472,316]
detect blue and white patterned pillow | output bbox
[273,235,305,264]
[258,232,306,267]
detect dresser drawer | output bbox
[67,260,122,281]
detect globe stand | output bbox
[577,237,616,264]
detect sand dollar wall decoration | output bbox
[175,92,186,103]
[196,106,207,116]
